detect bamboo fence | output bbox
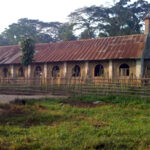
[0,77,149,97]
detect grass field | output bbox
[0,95,150,150]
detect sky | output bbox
[0,0,150,33]
[0,0,113,33]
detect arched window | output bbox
[72,65,80,77]
[94,64,104,76]
[119,64,129,76]
[18,67,24,77]
[3,68,8,77]
[52,66,60,77]
[34,66,42,77]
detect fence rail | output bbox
[0,77,150,97]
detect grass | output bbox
[0,95,150,149]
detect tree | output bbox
[68,7,97,39]
[96,0,148,36]
[80,29,95,39]
[2,22,38,45]
[0,18,62,46]
[58,23,77,41]
[20,38,35,66]
[19,19,62,42]
[0,35,10,46]
[68,0,150,37]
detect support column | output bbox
[10,65,15,78]
[27,65,31,79]
[63,62,67,85]
[63,62,67,78]
[109,60,113,79]
[136,59,142,79]
[44,63,48,78]
[85,61,89,78]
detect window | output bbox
[94,64,104,76]
[3,68,8,77]
[52,66,60,77]
[72,65,80,77]
[119,64,129,76]
[18,67,24,77]
[34,66,42,77]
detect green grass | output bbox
[0,95,150,149]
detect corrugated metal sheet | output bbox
[0,34,147,64]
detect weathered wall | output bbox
[47,62,64,78]
[13,65,27,78]
[142,34,150,77]
[0,59,141,81]
[112,59,136,79]
[88,61,109,78]
[144,59,150,77]
[66,62,85,78]
[0,65,11,78]
[30,64,44,78]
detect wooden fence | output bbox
[0,77,150,97]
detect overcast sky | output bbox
[0,0,150,33]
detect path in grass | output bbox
[0,94,67,104]
[0,95,150,150]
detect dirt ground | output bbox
[0,94,67,104]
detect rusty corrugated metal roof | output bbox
[0,34,147,64]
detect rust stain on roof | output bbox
[0,34,147,65]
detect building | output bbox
[0,14,150,83]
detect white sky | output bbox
[0,0,150,33]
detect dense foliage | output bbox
[0,18,62,46]
[69,0,150,38]
[0,0,149,45]
[20,38,35,66]
[58,23,77,41]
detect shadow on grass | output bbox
[0,101,64,127]
[0,97,106,128]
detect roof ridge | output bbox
[36,34,145,45]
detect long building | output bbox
[0,14,150,81]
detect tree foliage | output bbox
[80,29,95,39]
[68,0,150,37]
[20,38,35,66]
[0,0,149,45]
[58,23,77,41]
[68,7,97,39]
[1,18,62,45]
